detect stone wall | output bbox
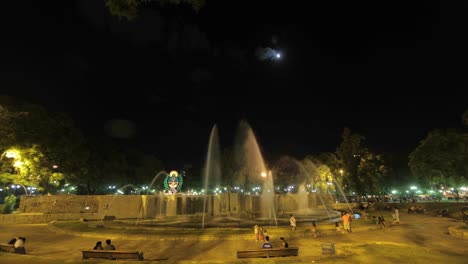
[0,213,97,224]
[13,193,339,221]
[19,195,99,214]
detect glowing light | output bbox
[261,172,267,178]
[13,160,24,168]
[276,53,281,59]
[5,150,19,159]
[410,186,417,190]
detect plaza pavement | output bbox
[0,212,466,264]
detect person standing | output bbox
[254,225,259,242]
[259,226,265,242]
[378,215,386,228]
[394,207,400,224]
[341,212,350,233]
[311,221,318,238]
[347,211,353,233]
[289,214,296,232]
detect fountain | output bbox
[233,121,277,224]
[329,172,353,214]
[136,170,168,225]
[26,121,343,229]
[97,184,137,226]
[202,125,221,228]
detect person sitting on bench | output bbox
[280,237,288,248]
[104,239,116,250]
[13,237,26,254]
[93,241,103,250]
[261,236,273,248]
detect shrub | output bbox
[2,195,17,214]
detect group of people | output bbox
[253,225,289,249]
[408,205,426,214]
[253,225,268,243]
[260,235,289,249]
[93,239,116,250]
[7,236,26,254]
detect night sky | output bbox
[1,1,467,169]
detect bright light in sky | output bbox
[255,46,283,61]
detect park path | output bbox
[0,212,466,264]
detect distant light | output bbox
[410,186,417,190]
[261,172,267,178]
[276,53,281,59]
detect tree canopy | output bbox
[105,0,206,20]
[0,97,89,193]
[409,128,468,190]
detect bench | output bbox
[82,250,144,260]
[321,243,335,254]
[0,243,15,253]
[237,247,299,258]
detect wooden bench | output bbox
[321,243,335,254]
[0,243,15,253]
[237,247,299,258]
[82,250,144,260]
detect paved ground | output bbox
[0,212,466,264]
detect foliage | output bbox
[300,156,334,191]
[335,127,388,198]
[124,148,164,187]
[2,195,17,214]
[105,0,206,20]
[105,0,140,20]
[335,127,365,195]
[409,128,468,189]
[356,152,387,195]
[160,0,206,11]
[0,98,89,193]
[272,156,303,189]
[75,135,128,194]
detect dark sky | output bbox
[1,1,467,169]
